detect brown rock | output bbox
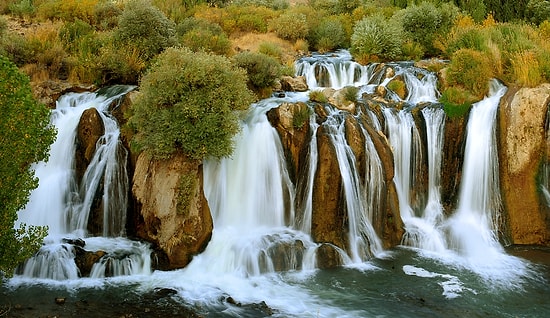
[76,108,105,182]
[280,76,308,92]
[74,247,107,277]
[132,152,213,269]
[499,84,550,245]
[266,102,311,183]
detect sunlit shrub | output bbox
[269,11,309,41]
[258,42,283,61]
[96,42,146,85]
[115,0,176,60]
[446,48,492,99]
[395,2,459,56]
[526,0,550,25]
[309,89,328,103]
[232,51,282,91]
[440,87,475,118]
[59,19,94,53]
[232,0,290,10]
[509,50,544,87]
[350,14,403,63]
[128,47,255,160]
[9,0,35,19]
[37,0,99,23]
[93,0,122,30]
[180,29,232,55]
[309,17,346,52]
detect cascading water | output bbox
[4,52,547,318]
[15,86,151,280]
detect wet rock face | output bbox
[132,152,213,270]
[76,108,105,183]
[499,84,550,245]
[74,246,107,277]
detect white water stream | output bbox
[8,51,543,317]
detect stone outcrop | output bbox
[499,84,550,245]
[74,246,107,277]
[76,108,105,183]
[266,102,311,183]
[132,152,213,270]
[279,76,308,92]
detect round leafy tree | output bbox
[129,47,255,160]
[0,55,55,277]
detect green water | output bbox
[2,246,548,318]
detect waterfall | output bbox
[295,50,375,89]
[447,80,507,258]
[200,97,319,275]
[15,86,151,280]
[323,108,383,261]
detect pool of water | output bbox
[2,246,549,318]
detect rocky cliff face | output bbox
[131,152,213,270]
[499,84,550,245]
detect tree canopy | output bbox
[0,55,55,278]
[128,47,255,160]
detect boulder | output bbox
[74,246,107,277]
[499,84,550,245]
[280,76,308,92]
[76,108,105,183]
[132,152,213,269]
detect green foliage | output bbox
[342,85,359,103]
[309,16,347,52]
[350,14,403,62]
[457,0,486,23]
[309,90,328,103]
[176,17,230,55]
[93,0,122,30]
[269,11,309,41]
[526,0,550,25]
[0,55,54,277]
[232,0,290,10]
[395,1,459,56]
[258,42,283,61]
[9,0,35,19]
[177,172,197,216]
[115,0,176,60]
[293,104,312,128]
[484,0,528,22]
[59,19,94,53]
[233,51,282,91]
[128,47,255,160]
[440,87,475,118]
[446,48,493,99]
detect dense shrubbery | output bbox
[114,0,176,60]
[128,47,255,160]
[233,51,282,94]
[350,14,403,63]
[0,55,54,277]
[309,17,347,52]
[269,11,309,41]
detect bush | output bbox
[232,0,290,10]
[180,29,232,55]
[93,0,122,30]
[128,47,255,160]
[0,55,54,277]
[269,11,309,41]
[309,17,347,52]
[59,19,94,53]
[258,41,283,61]
[115,0,176,60]
[9,0,35,19]
[526,0,550,25]
[395,2,459,56]
[446,48,493,99]
[232,51,282,91]
[350,14,403,63]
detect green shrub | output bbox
[526,0,550,25]
[59,19,94,53]
[9,0,35,19]
[444,26,488,56]
[93,0,122,30]
[223,5,277,34]
[350,14,403,63]
[128,47,255,160]
[395,2,459,56]
[232,0,290,10]
[446,48,493,99]
[456,0,486,23]
[180,29,232,55]
[258,42,283,61]
[177,17,224,36]
[440,87,475,118]
[309,17,347,52]
[309,90,328,103]
[0,55,54,277]
[342,86,359,103]
[233,51,282,91]
[115,0,176,60]
[269,11,309,41]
